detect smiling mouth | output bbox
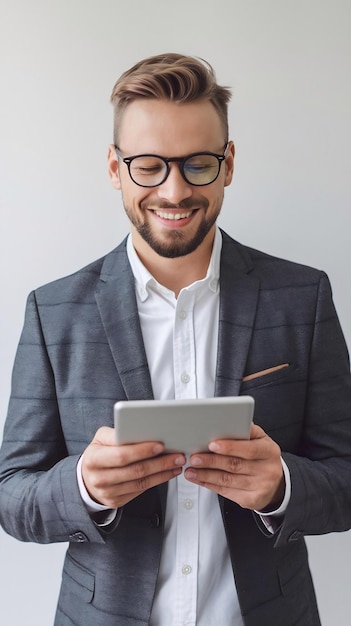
[153,210,195,220]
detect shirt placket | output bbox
[173,290,197,399]
[173,289,199,625]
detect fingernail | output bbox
[185,469,196,479]
[175,455,185,466]
[153,443,164,454]
[190,456,202,466]
[209,442,220,452]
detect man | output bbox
[0,53,351,626]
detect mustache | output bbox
[141,197,209,211]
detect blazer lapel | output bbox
[215,232,260,397]
[95,239,154,401]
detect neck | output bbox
[131,228,216,297]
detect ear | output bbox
[224,140,235,187]
[108,144,121,190]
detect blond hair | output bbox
[110,53,231,144]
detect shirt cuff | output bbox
[76,455,118,526]
[255,457,291,533]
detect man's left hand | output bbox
[184,424,285,511]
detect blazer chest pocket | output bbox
[240,363,297,391]
[62,553,95,604]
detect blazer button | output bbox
[150,513,161,528]
[69,531,89,543]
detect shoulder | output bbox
[220,229,325,288]
[33,238,128,305]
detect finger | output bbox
[109,441,169,468]
[91,426,164,459]
[92,426,120,446]
[189,452,248,475]
[207,431,280,462]
[204,423,267,454]
[98,452,186,486]
[249,423,266,440]
[86,438,168,471]
[112,465,183,497]
[183,468,272,510]
[185,466,252,490]
[92,465,183,508]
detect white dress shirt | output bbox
[77,226,291,625]
[128,227,242,625]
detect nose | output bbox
[156,162,193,204]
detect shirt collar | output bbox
[126,226,222,302]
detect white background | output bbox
[0,1,350,624]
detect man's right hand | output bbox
[81,426,186,508]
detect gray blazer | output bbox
[1,230,351,626]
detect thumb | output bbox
[249,423,266,440]
[92,426,116,446]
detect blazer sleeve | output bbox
[275,272,351,545]
[0,291,106,545]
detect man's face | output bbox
[108,98,234,259]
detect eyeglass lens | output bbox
[129,154,221,187]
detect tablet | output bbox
[114,396,254,454]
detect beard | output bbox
[135,217,216,258]
[122,195,223,258]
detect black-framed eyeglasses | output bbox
[114,144,229,188]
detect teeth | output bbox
[154,210,193,220]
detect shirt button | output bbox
[181,373,190,384]
[183,499,193,510]
[182,564,192,575]
[179,310,187,320]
